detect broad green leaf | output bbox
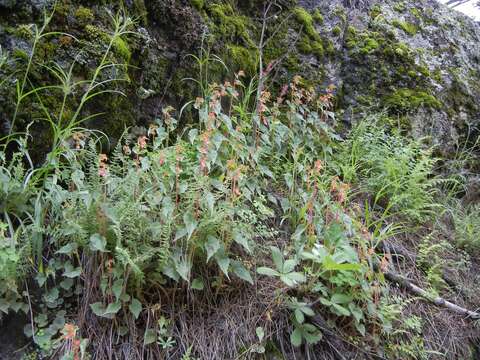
[215,253,230,277]
[60,278,74,290]
[175,258,191,282]
[204,191,215,213]
[104,301,122,315]
[331,293,352,305]
[332,303,350,317]
[205,235,220,262]
[191,278,204,290]
[144,329,157,345]
[232,261,253,285]
[232,229,251,253]
[300,306,315,317]
[303,330,322,344]
[295,309,304,324]
[349,304,363,323]
[112,279,123,300]
[290,328,302,347]
[63,267,82,278]
[282,259,297,273]
[257,267,280,277]
[183,212,198,240]
[270,246,283,272]
[285,272,305,284]
[323,255,361,271]
[56,243,77,255]
[90,302,106,317]
[89,233,107,253]
[129,298,142,319]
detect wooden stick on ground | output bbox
[383,270,480,319]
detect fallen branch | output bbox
[383,270,480,319]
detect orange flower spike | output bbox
[62,323,77,340]
[138,135,148,150]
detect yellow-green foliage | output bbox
[114,36,132,62]
[85,24,107,41]
[332,25,342,36]
[227,45,256,75]
[384,88,442,112]
[345,26,379,55]
[394,2,406,12]
[191,0,204,10]
[208,3,254,46]
[298,36,324,58]
[75,6,94,26]
[392,20,418,36]
[293,7,320,41]
[370,4,382,18]
[293,7,327,59]
[313,9,324,24]
[133,0,148,25]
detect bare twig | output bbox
[382,270,480,319]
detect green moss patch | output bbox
[392,20,418,36]
[383,88,442,112]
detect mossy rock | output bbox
[383,88,442,113]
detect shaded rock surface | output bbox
[0,0,478,157]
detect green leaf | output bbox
[295,308,304,323]
[257,267,280,277]
[60,278,74,290]
[104,301,122,315]
[232,229,251,253]
[188,128,198,144]
[300,306,315,317]
[282,259,297,273]
[215,253,230,277]
[144,329,157,345]
[349,304,363,323]
[331,293,352,304]
[56,242,77,255]
[232,261,253,285]
[270,246,283,272]
[89,233,107,253]
[290,328,302,347]
[129,298,142,320]
[112,279,123,300]
[191,278,204,290]
[303,330,322,344]
[256,326,265,342]
[332,303,350,316]
[183,212,198,240]
[175,258,191,282]
[63,267,82,278]
[90,302,106,317]
[323,255,361,271]
[284,272,305,285]
[205,235,220,262]
[204,192,215,213]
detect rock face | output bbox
[0,0,479,157]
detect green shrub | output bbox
[453,203,480,254]
[340,117,440,221]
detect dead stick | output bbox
[383,270,480,319]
